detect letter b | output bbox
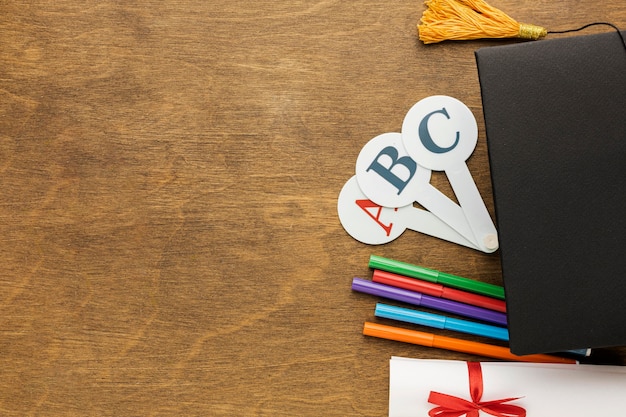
[366,146,417,195]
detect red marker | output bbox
[372,269,506,313]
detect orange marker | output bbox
[363,322,577,364]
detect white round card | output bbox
[355,132,431,208]
[337,176,410,244]
[401,95,478,171]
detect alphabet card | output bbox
[337,96,498,253]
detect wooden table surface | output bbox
[1,1,625,415]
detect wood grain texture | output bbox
[1,1,624,415]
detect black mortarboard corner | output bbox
[476,30,626,355]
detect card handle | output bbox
[447,163,498,252]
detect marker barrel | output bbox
[352,277,507,326]
[372,269,506,313]
[363,322,577,364]
[375,303,509,341]
[368,255,505,299]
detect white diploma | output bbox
[390,357,626,417]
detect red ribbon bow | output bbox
[428,362,526,417]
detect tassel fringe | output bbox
[418,0,547,44]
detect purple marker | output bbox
[352,277,507,326]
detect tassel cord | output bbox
[548,22,626,52]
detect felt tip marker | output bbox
[363,322,577,364]
[368,255,505,300]
[372,269,507,313]
[374,303,590,358]
[375,303,509,340]
[352,277,507,326]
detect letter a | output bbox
[355,199,394,236]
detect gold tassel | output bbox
[418,0,547,44]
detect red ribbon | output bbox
[428,362,526,417]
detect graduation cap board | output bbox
[475,31,626,354]
[338,96,498,253]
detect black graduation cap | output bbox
[475,31,626,355]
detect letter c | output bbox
[418,107,460,154]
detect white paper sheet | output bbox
[389,357,626,417]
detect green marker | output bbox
[368,255,505,300]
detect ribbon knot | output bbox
[428,362,526,417]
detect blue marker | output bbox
[374,303,591,357]
[375,302,509,340]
